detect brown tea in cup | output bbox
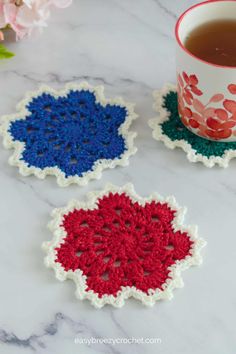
[185,19,236,67]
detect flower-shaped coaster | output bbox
[0,83,138,186]
[149,84,236,168]
[43,183,205,308]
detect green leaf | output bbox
[0,44,15,59]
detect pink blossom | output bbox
[0,0,72,40]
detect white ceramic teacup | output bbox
[175,0,236,142]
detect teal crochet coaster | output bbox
[149,84,236,168]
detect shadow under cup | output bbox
[175,0,236,142]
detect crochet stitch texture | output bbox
[0,83,138,186]
[43,184,205,308]
[149,84,236,168]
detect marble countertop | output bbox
[0,1,235,353]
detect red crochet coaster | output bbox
[43,184,205,308]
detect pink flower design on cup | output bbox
[178,72,236,140]
[175,1,236,142]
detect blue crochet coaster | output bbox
[0,83,138,186]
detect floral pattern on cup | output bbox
[178,72,236,140]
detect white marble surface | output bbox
[0,1,235,353]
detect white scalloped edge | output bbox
[0,82,138,187]
[42,183,206,309]
[149,84,236,168]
